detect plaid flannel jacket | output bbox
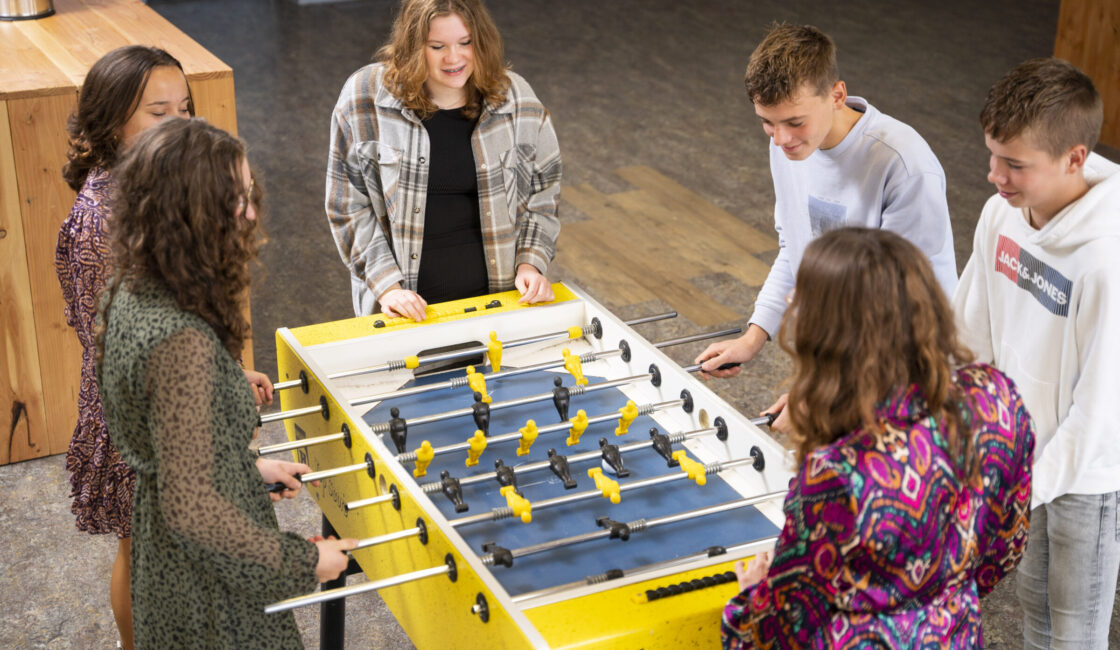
[326,63,562,313]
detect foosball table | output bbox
[259,283,794,648]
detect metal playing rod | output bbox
[353,525,422,551]
[265,562,452,614]
[405,398,682,466]
[262,325,739,425]
[344,493,395,511]
[650,327,741,348]
[266,409,772,494]
[420,421,715,493]
[361,326,735,410]
[257,431,347,456]
[259,403,324,424]
[272,311,677,391]
[450,454,765,529]
[369,372,653,435]
[623,311,677,326]
[353,349,620,408]
[480,490,786,566]
[300,462,368,483]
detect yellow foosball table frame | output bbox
[268,283,794,648]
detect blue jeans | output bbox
[1017,491,1120,649]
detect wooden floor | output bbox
[558,166,777,326]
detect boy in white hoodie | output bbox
[953,57,1120,648]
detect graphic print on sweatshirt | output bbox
[808,195,847,237]
[994,234,1072,316]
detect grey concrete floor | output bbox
[3,0,1120,647]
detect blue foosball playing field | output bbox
[362,364,780,597]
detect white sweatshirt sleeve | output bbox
[748,219,794,338]
[749,145,796,337]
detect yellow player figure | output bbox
[562,348,588,385]
[500,485,532,523]
[672,450,707,486]
[413,440,435,478]
[487,331,503,372]
[517,419,539,456]
[587,467,621,504]
[465,430,487,467]
[465,365,490,403]
[615,400,638,436]
[566,409,589,446]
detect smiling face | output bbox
[985,131,1089,225]
[118,65,191,148]
[754,82,844,161]
[423,12,474,108]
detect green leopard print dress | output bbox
[99,280,317,649]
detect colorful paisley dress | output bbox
[721,363,1034,648]
[55,167,135,538]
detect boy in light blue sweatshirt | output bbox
[696,23,956,416]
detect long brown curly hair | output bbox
[63,46,194,191]
[779,228,979,482]
[376,0,508,120]
[97,118,258,362]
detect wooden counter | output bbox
[1,0,242,465]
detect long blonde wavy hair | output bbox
[376,0,509,119]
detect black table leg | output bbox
[320,514,346,650]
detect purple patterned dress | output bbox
[721,364,1034,648]
[55,166,134,538]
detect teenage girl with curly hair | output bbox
[721,228,1035,648]
[97,117,356,649]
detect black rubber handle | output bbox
[265,473,302,493]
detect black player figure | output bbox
[547,448,577,489]
[596,516,632,541]
[551,376,570,422]
[440,470,468,512]
[388,407,408,454]
[493,458,519,493]
[599,437,630,477]
[471,391,490,435]
[649,427,678,467]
